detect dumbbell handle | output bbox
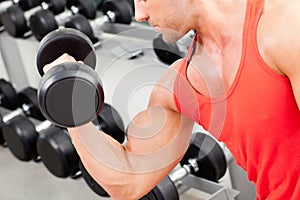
[2,103,31,122]
[54,5,79,26]
[169,158,199,184]
[35,119,52,133]
[90,11,115,30]
[0,1,13,13]
[23,2,50,23]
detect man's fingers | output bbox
[43,53,77,73]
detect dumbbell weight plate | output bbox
[18,0,42,11]
[37,127,80,178]
[78,161,110,197]
[66,0,97,19]
[38,62,104,127]
[2,115,39,161]
[93,103,125,144]
[1,5,29,37]
[65,14,98,44]
[180,133,227,182]
[0,79,18,110]
[102,0,133,24]
[29,9,58,41]
[140,176,179,200]
[36,28,97,76]
[18,87,45,120]
[152,34,183,65]
[45,0,66,15]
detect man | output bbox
[44,0,300,199]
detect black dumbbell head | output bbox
[37,127,80,178]
[45,0,66,15]
[2,115,39,161]
[1,5,29,37]
[36,28,97,76]
[29,9,58,41]
[65,14,98,44]
[66,0,97,19]
[78,161,110,197]
[18,87,45,120]
[93,103,125,144]
[153,34,183,65]
[180,132,227,182]
[140,176,179,200]
[38,62,104,127]
[102,0,133,24]
[0,79,18,110]
[18,0,42,11]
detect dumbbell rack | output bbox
[0,19,256,200]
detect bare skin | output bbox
[43,0,300,199]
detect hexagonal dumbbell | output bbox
[29,0,98,41]
[141,132,227,200]
[36,28,103,127]
[0,87,45,145]
[0,0,43,31]
[0,79,18,110]
[64,0,133,43]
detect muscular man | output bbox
[44,0,300,199]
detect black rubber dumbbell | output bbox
[141,132,227,200]
[0,79,18,110]
[0,0,42,31]
[2,115,59,161]
[29,0,98,41]
[36,103,125,178]
[64,0,133,43]
[153,31,194,65]
[0,87,45,145]
[36,28,103,127]
[1,0,66,37]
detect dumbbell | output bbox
[29,0,98,41]
[141,132,227,200]
[2,115,57,161]
[64,0,133,43]
[0,0,66,37]
[0,87,45,145]
[153,31,194,65]
[36,28,103,127]
[0,0,42,31]
[36,103,125,178]
[0,79,18,110]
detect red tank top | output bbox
[174,0,300,199]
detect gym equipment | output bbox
[64,0,133,43]
[153,31,194,65]
[3,103,124,163]
[29,0,98,41]
[0,79,18,110]
[0,0,66,37]
[36,28,103,127]
[0,87,45,145]
[36,103,125,178]
[0,0,42,31]
[78,160,109,197]
[141,132,227,200]
[2,115,56,161]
